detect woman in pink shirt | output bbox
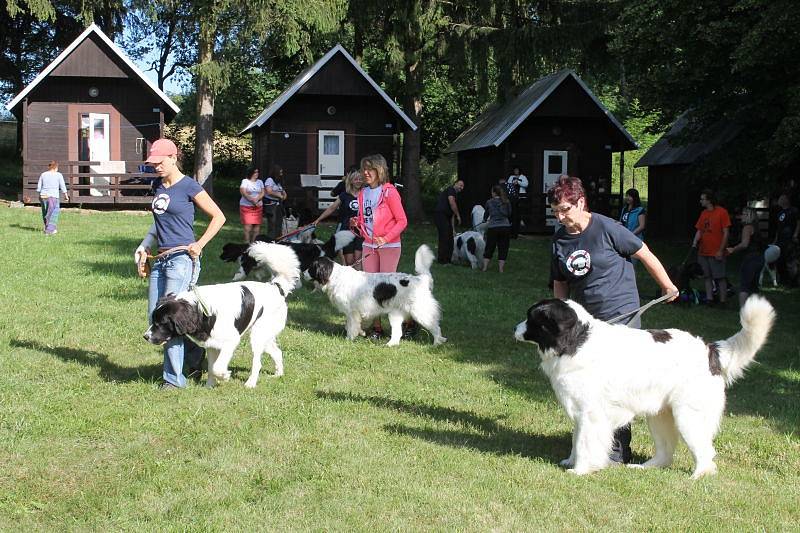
[355,154,408,340]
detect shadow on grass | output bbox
[10,338,161,383]
[9,223,42,233]
[316,390,570,463]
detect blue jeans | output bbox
[147,252,203,387]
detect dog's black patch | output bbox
[148,297,216,343]
[255,306,264,320]
[467,237,477,255]
[524,299,590,356]
[707,342,722,376]
[399,278,410,287]
[240,253,259,276]
[647,329,672,343]
[289,242,325,272]
[373,282,398,306]
[456,236,463,249]
[307,257,334,285]
[234,286,256,334]
[220,243,250,262]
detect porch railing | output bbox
[22,159,157,204]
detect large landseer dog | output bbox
[220,231,354,282]
[514,296,775,478]
[306,244,447,346]
[144,243,300,388]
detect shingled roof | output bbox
[635,112,741,167]
[445,69,636,153]
[241,44,416,135]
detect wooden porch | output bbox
[22,159,156,204]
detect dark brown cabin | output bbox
[240,44,417,214]
[6,24,179,204]
[635,113,742,240]
[445,70,637,233]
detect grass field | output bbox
[1,204,798,530]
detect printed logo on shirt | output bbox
[152,193,171,214]
[779,212,786,222]
[565,249,591,277]
[364,205,373,224]
[349,199,359,212]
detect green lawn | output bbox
[0,205,798,530]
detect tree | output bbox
[612,0,800,194]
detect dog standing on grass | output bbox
[514,295,775,478]
[307,244,447,346]
[144,243,301,388]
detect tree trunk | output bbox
[194,22,215,193]
[401,56,425,222]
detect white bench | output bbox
[300,174,343,210]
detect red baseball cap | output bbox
[145,138,178,163]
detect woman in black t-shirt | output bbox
[313,168,365,266]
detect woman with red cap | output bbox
[134,138,226,389]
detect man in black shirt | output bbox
[775,193,799,286]
[434,180,464,264]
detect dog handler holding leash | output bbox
[548,175,677,464]
[134,138,226,390]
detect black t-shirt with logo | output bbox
[338,191,359,227]
[551,213,644,322]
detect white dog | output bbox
[144,243,300,388]
[514,295,775,478]
[452,231,486,269]
[471,204,488,233]
[306,245,447,346]
[760,244,780,287]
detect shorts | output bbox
[341,236,363,255]
[698,255,726,279]
[240,204,263,225]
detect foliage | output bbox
[1,206,799,529]
[612,0,800,195]
[164,123,251,179]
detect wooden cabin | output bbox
[445,70,637,233]
[241,44,417,213]
[6,24,180,204]
[635,113,741,240]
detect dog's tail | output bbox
[414,244,435,277]
[321,230,356,257]
[247,242,301,296]
[713,295,775,386]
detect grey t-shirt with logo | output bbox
[551,213,643,323]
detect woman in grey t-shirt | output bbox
[482,185,512,272]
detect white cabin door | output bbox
[88,112,111,196]
[543,150,568,227]
[318,130,344,177]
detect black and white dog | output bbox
[144,243,301,388]
[306,245,447,346]
[452,205,488,269]
[220,231,354,282]
[514,295,775,478]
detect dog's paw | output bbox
[433,336,447,345]
[244,378,258,389]
[690,462,717,479]
[559,458,575,468]
[566,468,590,476]
[386,339,401,347]
[627,463,645,470]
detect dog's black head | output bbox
[307,257,335,286]
[143,294,216,344]
[514,298,590,357]
[287,242,325,272]
[220,243,250,262]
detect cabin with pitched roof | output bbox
[635,113,741,240]
[6,24,180,204]
[445,70,637,233]
[241,44,417,212]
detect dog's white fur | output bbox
[471,204,488,233]
[146,243,300,388]
[309,245,446,346]
[452,230,486,269]
[759,244,780,287]
[515,295,775,478]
